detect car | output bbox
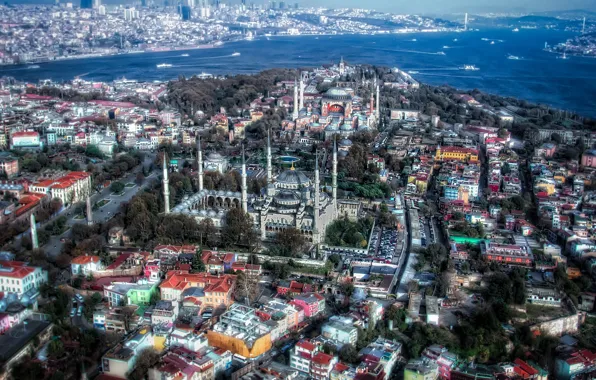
[70,308,76,317]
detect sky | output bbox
[300,0,596,14]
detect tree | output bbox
[48,339,65,358]
[271,228,308,257]
[221,208,256,249]
[110,181,125,194]
[135,172,145,186]
[190,253,205,273]
[233,270,259,303]
[127,348,160,380]
[339,343,359,363]
[198,218,217,247]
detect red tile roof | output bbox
[312,352,334,365]
[71,255,101,265]
[296,339,316,352]
[0,261,37,279]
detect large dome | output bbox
[207,152,225,161]
[277,170,310,187]
[324,87,352,101]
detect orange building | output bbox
[207,304,272,358]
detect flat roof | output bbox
[0,319,51,362]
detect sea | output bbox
[2,28,596,117]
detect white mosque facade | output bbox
[168,135,341,244]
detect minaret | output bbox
[376,84,380,118]
[30,214,38,249]
[292,79,299,120]
[267,128,272,184]
[582,17,586,34]
[332,138,337,210]
[241,144,248,213]
[197,135,204,191]
[163,154,170,214]
[313,150,320,243]
[86,195,93,226]
[464,12,468,31]
[299,75,304,111]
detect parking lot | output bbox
[368,226,400,263]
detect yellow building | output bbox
[435,146,479,162]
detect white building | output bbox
[0,260,47,297]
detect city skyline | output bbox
[4,0,596,14]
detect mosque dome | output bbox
[325,123,339,132]
[277,170,310,187]
[340,123,352,131]
[339,139,353,147]
[324,87,352,101]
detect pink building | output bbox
[290,293,325,318]
[582,150,596,168]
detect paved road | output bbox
[43,154,157,258]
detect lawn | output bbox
[524,303,570,323]
[95,199,110,208]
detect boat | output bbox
[26,65,40,69]
[411,38,417,42]
[232,52,241,56]
[481,38,489,41]
[462,65,479,71]
[214,41,224,46]
[437,51,446,55]
[512,28,519,32]
[557,52,569,60]
[490,41,495,45]
[453,38,458,42]
[408,71,419,74]
[507,55,520,60]
[156,63,173,68]
[443,45,450,49]
[180,53,189,57]
[197,72,213,79]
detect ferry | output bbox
[507,55,520,60]
[156,63,173,68]
[462,65,479,71]
[232,52,241,56]
[197,72,213,79]
[180,53,189,57]
[512,28,520,32]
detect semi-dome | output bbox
[274,190,301,206]
[324,87,352,101]
[277,170,310,187]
